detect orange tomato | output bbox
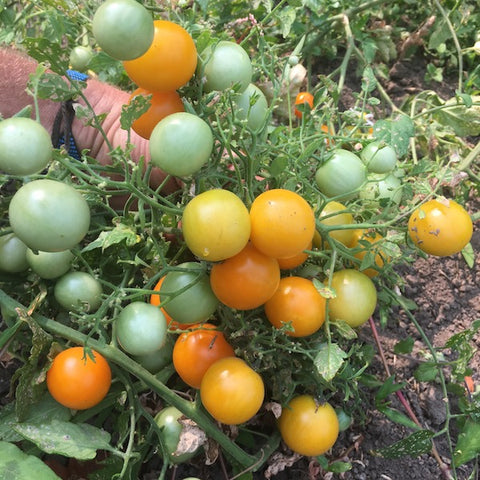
[210,242,280,310]
[200,357,264,425]
[294,91,314,118]
[277,241,311,270]
[129,88,184,139]
[172,324,235,389]
[265,276,326,337]
[46,347,111,410]
[350,229,388,277]
[249,189,316,259]
[123,20,197,92]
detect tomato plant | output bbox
[294,91,314,118]
[46,347,111,410]
[315,149,367,199]
[0,233,28,273]
[172,324,235,388]
[149,112,213,177]
[199,40,252,93]
[360,141,397,173]
[278,395,339,456]
[265,276,326,337]
[116,302,168,356]
[26,248,75,280]
[0,117,52,176]
[317,201,356,247]
[92,0,154,61]
[210,242,280,310]
[160,262,219,324]
[249,189,316,259]
[123,19,197,91]
[328,269,377,327]
[234,83,269,131]
[408,198,473,256]
[54,271,103,313]
[8,179,90,252]
[182,189,251,262]
[129,88,184,139]
[154,406,200,464]
[200,357,264,425]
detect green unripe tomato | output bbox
[0,234,29,273]
[0,117,52,175]
[200,41,252,93]
[69,46,93,72]
[360,141,397,173]
[26,248,75,279]
[54,271,103,313]
[132,334,174,373]
[116,302,167,356]
[234,83,269,131]
[154,406,200,464]
[92,0,154,61]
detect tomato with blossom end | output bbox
[249,189,315,259]
[47,347,111,410]
[278,395,339,456]
[173,324,235,388]
[182,189,251,262]
[200,357,264,425]
[124,20,197,91]
[408,198,473,256]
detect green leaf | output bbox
[327,460,352,473]
[0,441,61,480]
[373,114,415,157]
[378,405,421,430]
[394,337,414,354]
[361,66,377,93]
[13,420,112,460]
[375,430,434,458]
[461,242,475,269]
[414,362,439,382]
[314,343,347,382]
[331,320,358,340]
[120,93,151,132]
[269,156,288,177]
[0,395,71,442]
[82,223,141,252]
[276,5,297,38]
[433,96,480,136]
[24,37,69,74]
[454,419,480,466]
[375,375,405,402]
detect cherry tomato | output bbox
[0,233,28,273]
[173,324,235,389]
[124,20,197,91]
[149,112,213,177]
[0,117,52,175]
[234,83,269,131]
[160,262,219,324]
[54,271,103,313]
[317,201,356,247]
[129,88,184,139]
[249,189,316,259]
[265,276,326,337]
[328,269,377,327]
[360,141,397,173]
[92,0,154,60]
[200,41,252,93]
[408,198,473,256]
[116,302,167,356]
[200,357,264,425]
[294,91,314,118]
[46,347,111,410]
[210,242,280,310]
[278,395,339,456]
[8,179,90,252]
[133,334,174,374]
[182,189,251,262]
[315,149,366,199]
[350,229,388,278]
[26,248,75,279]
[154,406,200,464]
[69,46,93,72]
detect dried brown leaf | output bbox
[264,451,301,479]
